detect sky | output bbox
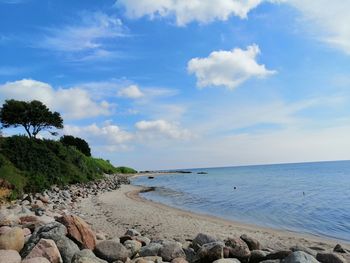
[1,0,350,170]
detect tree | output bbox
[60,135,91,156]
[0,99,63,138]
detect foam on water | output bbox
[131,160,350,241]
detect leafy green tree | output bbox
[60,135,91,157]
[0,99,63,138]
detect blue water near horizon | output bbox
[131,160,350,242]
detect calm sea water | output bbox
[131,161,350,242]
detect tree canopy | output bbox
[0,99,63,138]
[60,135,92,157]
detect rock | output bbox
[0,210,19,226]
[94,240,130,262]
[72,249,108,263]
[316,252,346,263]
[139,243,163,257]
[0,249,21,263]
[55,236,80,263]
[259,260,280,263]
[290,245,317,257]
[134,236,151,246]
[192,233,218,251]
[224,238,250,260]
[125,229,141,237]
[212,259,241,263]
[20,215,40,228]
[183,247,196,262]
[57,214,96,250]
[0,227,24,252]
[133,256,163,263]
[265,251,292,260]
[23,228,32,237]
[333,244,346,254]
[171,258,189,263]
[196,241,225,263]
[25,238,62,263]
[22,258,51,263]
[250,250,268,263]
[32,200,44,209]
[160,241,186,262]
[96,233,106,241]
[0,226,11,235]
[120,236,134,244]
[283,251,319,263]
[240,234,261,251]
[124,240,142,257]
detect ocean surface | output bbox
[131,161,350,242]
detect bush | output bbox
[60,135,91,157]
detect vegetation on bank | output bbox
[0,99,137,199]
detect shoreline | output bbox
[73,183,350,260]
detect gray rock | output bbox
[212,259,241,263]
[224,238,251,260]
[316,252,346,263]
[283,251,319,263]
[290,245,317,257]
[250,250,268,263]
[0,249,21,263]
[72,249,107,263]
[333,245,347,254]
[160,241,186,262]
[240,234,261,251]
[183,247,196,263]
[134,236,151,246]
[260,260,281,263]
[124,240,142,257]
[192,233,218,251]
[139,243,163,257]
[55,236,80,263]
[266,251,292,261]
[22,257,51,263]
[94,240,129,262]
[125,229,141,237]
[196,241,225,263]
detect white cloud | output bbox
[117,0,279,26]
[285,0,350,55]
[187,44,276,89]
[0,79,112,119]
[135,119,193,139]
[40,12,125,60]
[64,123,133,150]
[118,85,144,99]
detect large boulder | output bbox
[57,214,96,250]
[0,227,24,252]
[250,250,268,263]
[24,238,62,263]
[265,251,292,260]
[224,238,250,261]
[54,236,80,263]
[192,233,218,251]
[72,249,108,263]
[316,252,347,263]
[139,243,163,257]
[240,234,261,251]
[283,251,319,263]
[196,241,225,263]
[290,245,317,257]
[160,241,186,262]
[0,249,21,263]
[94,240,129,262]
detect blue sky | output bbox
[1,0,350,170]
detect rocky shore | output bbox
[0,175,349,263]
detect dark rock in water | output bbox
[240,234,261,251]
[192,233,219,251]
[196,241,225,263]
[316,252,347,263]
[333,244,347,253]
[94,240,129,262]
[148,176,155,179]
[265,250,291,260]
[160,241,186,262]
[283,251,319,263]
[224,237,250,261]
[197,172,208,175]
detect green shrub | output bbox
[60,135,91,156]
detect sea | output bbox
[131,160,350,242]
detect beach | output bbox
[72,182,350,261]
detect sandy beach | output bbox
[73,182,350,261]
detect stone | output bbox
[283,251,319,263]
[259,260,280,263]
[0,226,11,235]
[133,256,163,263]
[134,236,151,246]
[96,233,106,241]
[0,227,24,252]
[316,252,347,263]
[160,241,186,262]
[265,250,292,260]
[224,238,250,260]
[290,245,317,257]
[23,228,32,236]
[125,229,141,237]
[212,259,241,263]
[171,258,189,263]
[94,240,130,262]
[125,240,142,257]
[0,249,21,263]
[57,214,96,250]
[250,250,268,263]
[183,247,196,262]
[139,243,163,257]
[240,234,261,251]
[0,210,19,226]
[55,236,80,263]
[192,233,218,251]
[22,258,51,263]
[196,241,225,263]
[333,244,347,254]
[72,249,108,263]
[25,238,62,263]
